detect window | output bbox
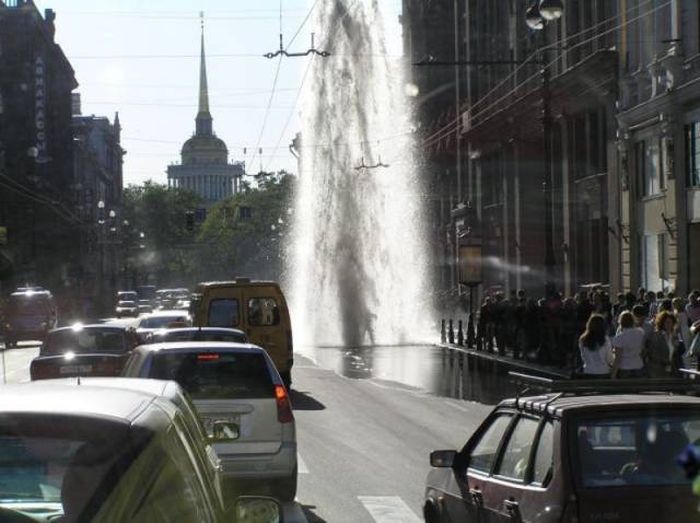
[149,352,274,400]
[532,421,555,485]
[468,414,513,473]
[686,122,700,187]
[636,138,663,196]
[207,298,239,327]
[495,416,540,481]
[247,297,280,326]
[576,414,700,487]
[642,233,668,292]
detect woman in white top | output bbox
[611,311,646,378]
[578,314,613,377]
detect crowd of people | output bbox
[475,287,700,377]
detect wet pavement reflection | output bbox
[298,345,519,405]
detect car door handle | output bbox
[468,488,483,507]
[503,498,519,515]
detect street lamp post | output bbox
[457,209,482,348]
[526,0,563,297]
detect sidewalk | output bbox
[436,342,572,380]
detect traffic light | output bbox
[185,211,195,231]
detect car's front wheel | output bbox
[275,467,297,502]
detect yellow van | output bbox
[190,279,294,387]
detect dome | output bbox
[181,134,228,165]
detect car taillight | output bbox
[275,384,294,423]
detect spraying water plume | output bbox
[289,0,434,347]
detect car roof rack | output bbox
[509,371,700,398]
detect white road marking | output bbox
[358,496,421,523]
[297,452,309,474]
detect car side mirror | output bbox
[233,496,283,523]
[210,420,240,442]
[430,450,457,468]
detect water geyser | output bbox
[289,0,434,348]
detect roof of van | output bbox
[196,279,280,288]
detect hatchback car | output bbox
[424,377,700,523]
[30,324,140,380]
[0,380,283,522]
[121,341,297,501]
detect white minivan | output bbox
[121,341,297,501]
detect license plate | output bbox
[59,365,93,375]
[202,416,240,437]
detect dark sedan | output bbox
[30,324,140,380]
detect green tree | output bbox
[122,181,202,286]
[196,172,295,282]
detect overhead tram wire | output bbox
[249,0,286,171]
[261,0,360,171]
[414,0,671,156]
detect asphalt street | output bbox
[0,343,493,523]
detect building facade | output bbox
[404,0,700,303]
[0,0,80,292]
[72,103,125,309]
[167,29,244,205]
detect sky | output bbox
[34,0,404,186]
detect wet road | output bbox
[0,341,494,522]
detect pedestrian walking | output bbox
[561,298,578,370]
[632,304,654,338]
[578,314,613,378]
[687,291,700,324]
[673,298,694,369]
[610,311,646,378]
[643,311,681,378]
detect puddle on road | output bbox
[298,345,516,405]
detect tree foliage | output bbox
[122,173,295,287]
[196,172,295,282]
[122,181,202,286]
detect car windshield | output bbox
[0,416,145,516]
[576,413,700,487]
[7,299,49,316]
[43,329,127,354]
[148,352,274,399]
[138,316,187,329]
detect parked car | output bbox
[424,376,700,523]
[3,289,58,348]
[190,279,294,388]
[121,341,297,501]
[0,380,282,522]
[30,324,140,380]
[115,300,138,318]
[150,327,248,344]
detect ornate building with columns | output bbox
[167,26,243,205]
